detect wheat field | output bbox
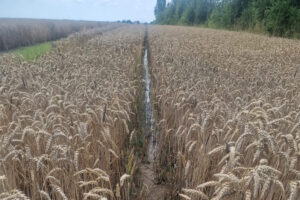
[148,26,300,200]
[0,19,107,51]
[0,24,300,200]
[0,24,144,199]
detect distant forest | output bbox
[154,0,300,38]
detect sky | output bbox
[0,0,162,23]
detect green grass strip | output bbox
[12,42,52,61]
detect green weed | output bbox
[13,42,52,61]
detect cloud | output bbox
[135,0,141,9]
[92,0,120,7]
[111,1,119,6]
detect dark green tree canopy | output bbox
[154,0,300,38]
[155,0,167,17]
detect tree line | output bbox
[154,0,300,38]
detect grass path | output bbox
[12,42,52,61]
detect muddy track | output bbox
[138,26,170,200]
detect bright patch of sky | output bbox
[0,0,158,22]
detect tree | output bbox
[153,0,299,38]
[252,0,271,21]
[180,1,196,25]
[155,0,167,18]
[265,0,300,37]
[195,0,216,24]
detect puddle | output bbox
[143,48,156,162]
[139,28,169,200]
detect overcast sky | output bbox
[0,0,161,22]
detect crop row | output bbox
[148,26,300,200]
[0,24,144,199]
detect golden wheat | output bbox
[0,24,144,199]
[148,25,300,200]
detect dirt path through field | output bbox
[138,27,170,200]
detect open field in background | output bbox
[0,24,145,199]
[148,25,300,200]
[0,18,109,51]
[0,22,300,200]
